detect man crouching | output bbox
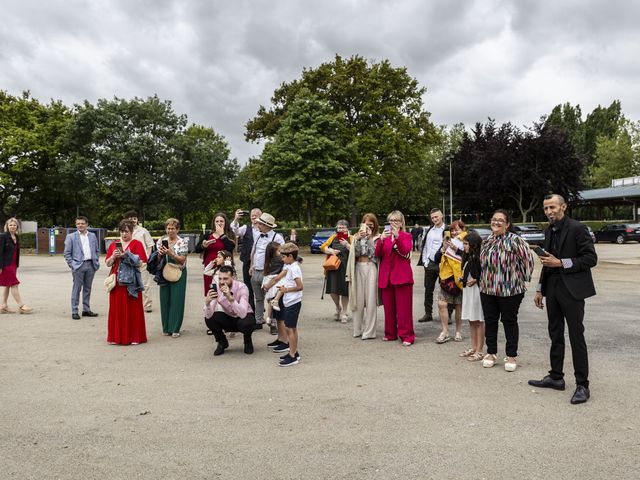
[204,265,256,356]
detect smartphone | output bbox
[209,282,218,293]
[444,230,451,239]
[115,241,122,251]
[533,246,549,257]
[336,232,348,242]
[359,223,367,233]
[162,239,169,249]
[239,210,250,216]
[384,224,391,233]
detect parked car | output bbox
[594,224,640,244]
[310,230,335,253]
[469,227,492,241]
[513,224,545,245]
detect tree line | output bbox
[2,55,638,228]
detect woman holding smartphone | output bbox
[346,213,380,339]
[157,218,189,338]
[375,210,415,346]
[320,219,352,323]
[105,220,148,345]
[195,212,236,294]
[0,218,32,314]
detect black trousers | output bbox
[242,261,255,311]
[480,293,524,357]
[205,311,255,344]
[545,275,589,387]
[423,261,439,317]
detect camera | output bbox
[239,210,250,216]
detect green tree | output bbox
[0,90,72,224]
[169,124,239,226]
[246,54,440,223]
[254,90,352,227]
[590,119,640,187]
[66,95,187,226]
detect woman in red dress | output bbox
[195,212,236,294]
[0,218,32,314]
[105,220,148,345]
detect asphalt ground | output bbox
[1,243,639,480]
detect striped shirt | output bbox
[480,232,534,297]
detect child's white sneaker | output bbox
[270,299,281,311]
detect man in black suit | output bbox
[529,194,597,404]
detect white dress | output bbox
[461,281,484,322]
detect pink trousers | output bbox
[381,283,415,344]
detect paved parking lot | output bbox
[1,243,639,479]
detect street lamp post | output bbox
[449,156,453,224]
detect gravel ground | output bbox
[1,244,639,480]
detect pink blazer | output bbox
[375,230,414,288]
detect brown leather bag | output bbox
[322,254,341,271]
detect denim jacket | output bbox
[118,251,144,298]
[146,249,169,286]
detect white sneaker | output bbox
[504,357,517,372]
[482,354,497,368]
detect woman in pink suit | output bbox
[375,210,415,346]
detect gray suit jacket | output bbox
[63,231,100,272]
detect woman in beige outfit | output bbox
[346,213,380,339]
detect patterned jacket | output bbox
[480,232,534,297]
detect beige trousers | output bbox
[141,268,153,311]
[352,262,378,339]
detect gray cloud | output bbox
[1,0,638,163]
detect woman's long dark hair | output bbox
[211,212,236,243]
[263,242,281,273]
[462,231,482,265]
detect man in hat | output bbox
[231,208,262,311]
[249,212,284,326]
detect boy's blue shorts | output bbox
[283,301,301,328]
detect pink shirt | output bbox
[203,280,254,319]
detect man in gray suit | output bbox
[63,216,100,320]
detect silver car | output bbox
[513,224,545,245]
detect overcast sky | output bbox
[2,0,638,163]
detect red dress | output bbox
[202,235,226,294]
[0,242,19,286]
[106,240,148,345]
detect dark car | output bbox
[594,223,640,244]
[513,224,545,245]
[310,230,334,253]
[469,227,492,241]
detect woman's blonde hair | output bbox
[165,218,180,229]
[4,217,20,233]
[387,210,406,231]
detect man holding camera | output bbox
[231,208,262,311]
[203,265,256,356]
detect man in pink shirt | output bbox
[203,265,256,356]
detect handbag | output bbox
[104,273,116,293]
[323,254,341,271]
[163,262,183,282]
[440,276,461,295]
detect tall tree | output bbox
[590,119,640,187]
[246,54,440,222]
[254,89,352,227]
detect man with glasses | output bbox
[417,208,446,323]
[529,194,597,405]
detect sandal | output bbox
[504,357,517,372]
[436,333,451,344]
[19,305,33,314]
[171,332,181,338]
[459,348,475,357]
[468,351,484,362]
[482,354,497,368]
[1,306,15,314]
[454,332,463,342]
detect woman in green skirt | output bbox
[157,218,189,338]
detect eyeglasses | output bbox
[490,218,506,224]
[389,219,402,223]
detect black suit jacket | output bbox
[0,232,19,269]
[539,216,597,300]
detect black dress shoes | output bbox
[244,340,254,354]
[418,314,433,323]
[528,375,566,391]
[570,385,590,404]
[82,311,98,317]
[72,313,81,320]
